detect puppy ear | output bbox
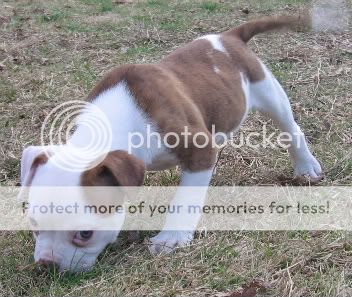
[20,146,55,186]
[81,150,145,186]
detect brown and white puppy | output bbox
[21,15,323,272]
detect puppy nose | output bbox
[36,258,59,270]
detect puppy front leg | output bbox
[149,168,213,255]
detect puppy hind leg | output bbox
[249,64,323,180]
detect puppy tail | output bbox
[226,14,311,43]
[228,0,349,42]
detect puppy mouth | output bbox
[35,258,93,273]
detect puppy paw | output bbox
[294,155,323,183]
[148,231,194,255]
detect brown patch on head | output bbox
[81,150,145,187]
[32,153,49,166]
[23,153,50,186]
[81,151,145,214]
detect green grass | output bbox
[200,1,219,12]
[268,61,296,82]
[64,21,93,32]
[72,60,98,90]
[147,0,166,6]
[0,0,351,296]
[127,43,160,56]
[0,79,17,103]
[39,10,66,22]
[99,0,113,13]
[159,17,185,31]
[243,0,308,11]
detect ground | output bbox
[0,0,351,296]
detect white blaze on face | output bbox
[33,230,119,272]
[28,164,124,272]
[312,0,350,32]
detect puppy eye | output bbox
[79,231,93,240]
[73,231,94,246]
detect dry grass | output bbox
[0,0,351,296]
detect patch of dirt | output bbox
[8,35,41,54]
[227,280,268,297]
[0,15,11,27]
[86,13,122,24]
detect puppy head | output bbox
[21,147,145,272]
[33,230,119,272]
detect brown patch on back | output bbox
[85,25,272,171]
[122,36,259,171]
[87,65,131,101]
[220,35,265,82]
[124,63,216,171]
[160,38,248,132]
[84,14,312,172]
